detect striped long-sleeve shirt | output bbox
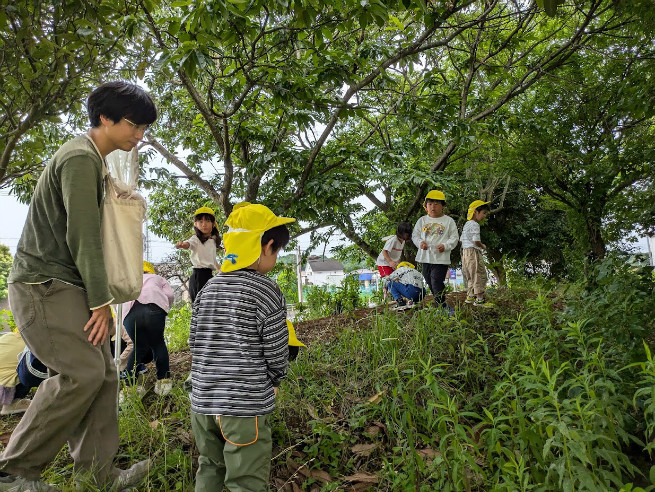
[189,269,289,417]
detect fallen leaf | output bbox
[306,404,320,420]
[366,390,386,404]
[351,443,379,456]
[176,429,193,445]
[346,483,376,492]
[149,420,159,429]
[372,421,387,431]
[364,426,381,437]
[342,472,379,483]
[291,482,303,492]
[287,458,311,478]
[310,469,333,482]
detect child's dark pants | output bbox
[422,263,449,309]
[123,301,170,382]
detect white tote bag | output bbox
[101,147,146,303]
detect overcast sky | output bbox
[0,188,345,262]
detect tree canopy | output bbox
[1,0,653,273]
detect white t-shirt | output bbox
[411,215,459,265]
[461,220,483,251]
[188,235,218,269]
[376,236,405,267]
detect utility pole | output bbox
[296,244,303,303]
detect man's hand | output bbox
[274,387,279,396]
[84,305,112,346]
[420,241,428,250]
[437,244,445,253]
[390,260,398,269]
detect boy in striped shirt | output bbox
[189,203,294,492]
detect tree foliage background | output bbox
[1,0,653,276]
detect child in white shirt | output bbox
[175,206,221,302]
[411,190,459,311]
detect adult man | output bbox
[0,81,157,491]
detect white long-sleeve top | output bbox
[412,214,459,265]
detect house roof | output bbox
[307,260,344,272]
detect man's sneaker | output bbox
[1,399,31,416]
[474,299,493,308]
[0,474,57,491]
[154,378,173,396]
[465,296,475,304]
[111,459,151,491]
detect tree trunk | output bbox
[586,217,606,261]
[485,249,507,286]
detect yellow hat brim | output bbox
[221,231,263,273]
[287,319,305,347]
[221,203,296,272]
[467,201,490,220]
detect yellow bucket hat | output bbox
[287,319,305,347]
[396,261,415,269]
[467,200,490,220]
[194,206,215,218]
[423,190,446,208]
[221,203,295,273]
[143,261,155,274]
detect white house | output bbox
[305,259,345,287]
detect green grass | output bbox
[15,261,655,490]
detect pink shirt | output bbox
[121,274,175,321]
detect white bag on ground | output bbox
[101,147,146,303]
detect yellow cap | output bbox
[467,200,490,220]
[423,190,446,208]
[143,261,155,275]
[221,203,295,273]
[287,319,305,347]
[194,206,215,218]
[397,261,415,269]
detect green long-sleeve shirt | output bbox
[9,135,113,309]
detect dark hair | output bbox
[87,81,157,127]
[425,198,446,206]
[396,222,412,238]
[193,213,221,245]
[261,224,290,253]
[475,204,490,213]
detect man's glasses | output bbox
[123,118,150,133]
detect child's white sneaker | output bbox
[154,378,173,396]
[465,296,475,304]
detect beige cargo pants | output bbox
[0,280,119,483]
[462,248,488,297]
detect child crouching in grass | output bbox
[189,202,294,492]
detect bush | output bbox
[165,305,191,353]
[564,254,655,365]
[303,275,364,319]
